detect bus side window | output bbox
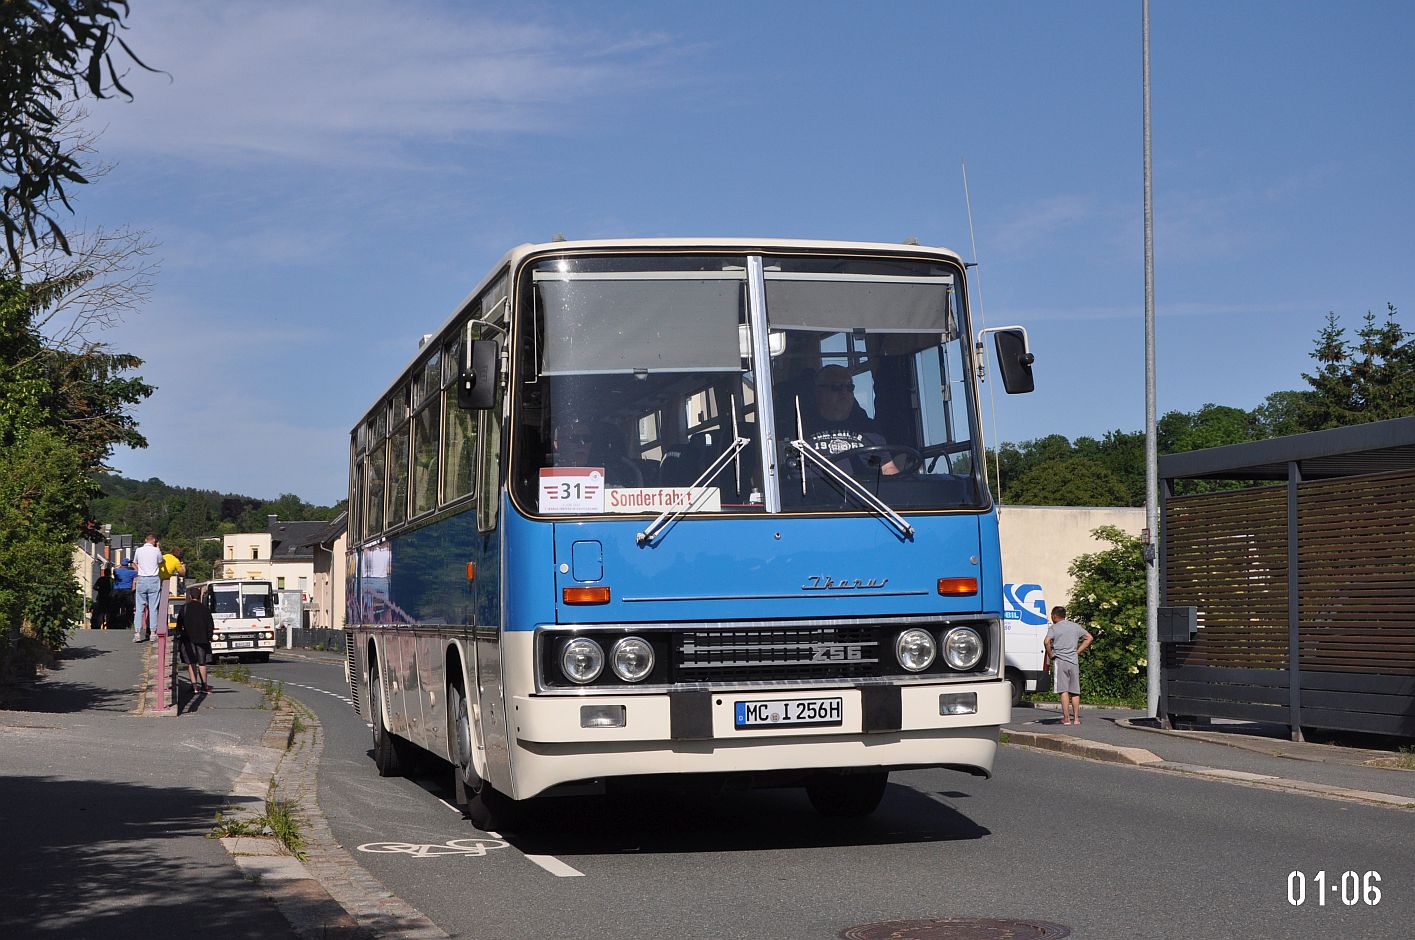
[442,331,477,504]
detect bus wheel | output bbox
[369,662,405,777]
[805,771,888,818]
[448,680,521,832]
[1005,668,1024,708]
[255,653,271,664]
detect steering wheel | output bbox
[848,444,923,476]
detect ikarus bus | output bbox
[196,579,277,663]
[344,237,1036,829]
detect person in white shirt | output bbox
[132,533,164,642]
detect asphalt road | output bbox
[251,653,1414,940]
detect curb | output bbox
[1003,729,1163,766]
[1003,728,1415,812]
[220,689,449,938]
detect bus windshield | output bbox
[510,252,983,517]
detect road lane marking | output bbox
[524,854,585,878]
[358,838,508,858]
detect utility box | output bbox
[1158,605,1198,644]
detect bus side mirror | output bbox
[457,339,500,410]
[992,328,1035,394]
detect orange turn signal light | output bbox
[937,577,978,596]
[563,586,611,605]
[466,562,476,582]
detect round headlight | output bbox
[895,628,937,672]
[942,626,984,670]
[611,636,655,682]
[560,637,604,684]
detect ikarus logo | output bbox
[1003,583,1048,626]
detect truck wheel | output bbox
[1006,668,1024,708]
[448,679,522,832]
[806,771,888,818]
[369,662,406,777]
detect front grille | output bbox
[675,626,881,683]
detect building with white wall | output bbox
[997,505,1146,627]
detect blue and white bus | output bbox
[345,237,1035,828]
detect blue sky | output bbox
[71,1,1413,505]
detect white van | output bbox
[1003,582,1053,706]
[196,579,278,663]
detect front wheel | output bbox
[1006,669,1025,708]
[806,771,888,818]
[449,680,522,832]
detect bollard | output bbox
[155,631,175,711]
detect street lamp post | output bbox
[1143,0,1160,719]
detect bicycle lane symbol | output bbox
[357,838,509,858]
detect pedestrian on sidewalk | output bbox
[157,546,186,636]
[112,559,137,632]
[90,565,114,629]
[133,533,163,642]
[1044,605,1092,726]
[177,585,214,694]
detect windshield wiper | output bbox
[789,438,915,540]
[636,436,751,546]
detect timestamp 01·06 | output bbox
[1288,870,1381,907]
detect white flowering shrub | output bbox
[1066,525,1147,702]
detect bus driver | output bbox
[803,364,900,476]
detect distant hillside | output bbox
[89,474,344,582]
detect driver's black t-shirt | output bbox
[803,409,887,474]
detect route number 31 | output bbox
[1288,870,1381,906]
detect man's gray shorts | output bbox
[1054,659,1080,695]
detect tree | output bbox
[1008,456,1131,507]
[1,1,158,268]
[1065,526,1147,702]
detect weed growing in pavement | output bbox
[1397,746,1415,770]
[257,679,286,710]
[999,732,1012,745]
[209,800,306,860]
[212,662,251,684]
[290,714,306,737]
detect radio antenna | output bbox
[962,158,1003,492]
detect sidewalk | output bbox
[0,628,302,939]
[1005,700,1415,808]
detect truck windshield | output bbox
[510,252,983,517]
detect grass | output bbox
[257,678,285,710]
[1397,746,1415,771]
[211,662,251,684]
[210,795,306,860]
[1026,691,1145,708]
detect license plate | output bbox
[232,640,254,649]
[735,697,842,729]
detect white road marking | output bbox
[358,838,508,858]
[524,854,585,878]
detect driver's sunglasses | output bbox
[817,382,855,393]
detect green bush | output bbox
[1066,525,1147,703]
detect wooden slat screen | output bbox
[1163,485,1289,669]
[1297,469,1415,675]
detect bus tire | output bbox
[805,771,888,818]
[448,679,521,831]
[369,662,405,777]
[1005,668,1024,708]
[255,652,271,664]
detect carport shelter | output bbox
[1158,415,1415,741]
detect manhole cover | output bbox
[841,919,1071,940]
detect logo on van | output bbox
[1003,583,1048,626]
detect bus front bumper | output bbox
[507,678,1010,799]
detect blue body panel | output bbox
[525,512,990,628]
[352,501,1004,633]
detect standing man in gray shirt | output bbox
[1044,606,1093,726]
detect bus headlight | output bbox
[942,626,984,670]
[560,637,604,684]
[610,637,654,682]
[895,628,937,672]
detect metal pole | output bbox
[1143,0,1161,719]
